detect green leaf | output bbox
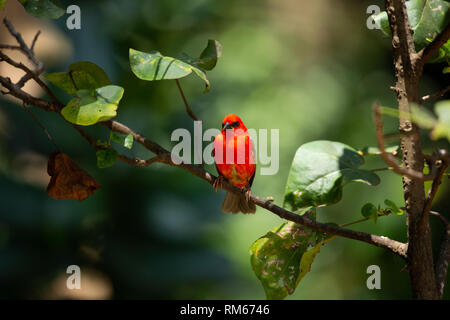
[96,147,118,168]
[372,11,391,36]
[46,61,111,94]
[372,0,450,62]
[380,103,450,142]
[380,105,438,129]
[384,199,403,215]
[297,236,335,283]
[250,214,334,300]
[432,99,450,140]
[411,104,439,129]
[110,132,133,149]
[412,0,450,50]
[361,203,379,223]
[361,203,377,218]
[196,40,222,71]
[61,85,124,126]
[21,0,64,19]
[129,48,211,92]
[283,141,380,211]
[443,66,450,73]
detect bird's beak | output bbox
[223,121,232,130]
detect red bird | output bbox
[213,114,256,214]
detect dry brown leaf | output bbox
[46,152,100,200]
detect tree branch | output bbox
[385,0,439,299]
[3,18,42,69]
[421,85,450,103]
[416,24,450,73]
[422,151,449,220]
[374,104,434,181]
[0,18,410,261]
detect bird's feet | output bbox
[213,175,224,192]
[243,185,252,203]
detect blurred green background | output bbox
[0,0,448,299]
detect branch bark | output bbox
[374,104,435,181]
[385,0,440,299]
[420,85,450,103]
[5,14,450,296]
[0,23,409,260]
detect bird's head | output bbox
[221,114,247,132]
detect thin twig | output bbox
[30,30,41,53]
[3,18,42,68]
[422,151,449,220]
[22,102,59,150]
[430,211,449,226]
[0,44,21,50]
[416,24,450,73]
[421,85,450,103]
[0,51,57,103]
[340,211,391,228]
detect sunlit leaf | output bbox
[372,11,391,36]
[250,209,334,300]
[380,102,450,142]
[384,199,403,215]
[411,104,438,129]
[61,85,124,126]
[431,100,450,140]
[110,132,133,149]
[283,141,380,211]
[129,48,211,92]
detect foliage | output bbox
[46,61,111,94]
[250,212,335,299]
[0,0,449,300]
[129,40,222,93]
[372,0,450,68]
[380,100,450,141]
[283,141,380,211]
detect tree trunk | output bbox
[386,0,439,299]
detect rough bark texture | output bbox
[386,0,439,299]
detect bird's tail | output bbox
[222,191,256,214]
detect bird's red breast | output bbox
[213,114,256,188]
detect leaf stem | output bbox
[175,79,199,121]
[339,211,391,228]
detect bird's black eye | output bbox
[232,121,240,128]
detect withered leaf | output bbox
[46,152,101,200]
